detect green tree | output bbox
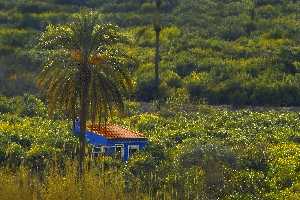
[37,10,131,173]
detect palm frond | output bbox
[37,9,132,127]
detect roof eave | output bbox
[107,137,147,140]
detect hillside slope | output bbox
[0,0,299,106]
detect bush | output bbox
[162,70,182,88]
[124,101,142,116]
[135,75,170,102]
[167,88,190,108]
[184,72,210,101]
[175,61,198,77]
[20,94,47,117]
[224,170,267,199]
[257,5,280,19]
[25,144,61,170]
[5,142,24,167]
[140,2,155,13]
[135,113,162,132]
[0,96,16,114]
[135,77,157,101]
[0,28,35,47]
[220,15,249,41]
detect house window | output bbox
[115,144,124,160]
[92,145,102,157]
[128,145,139,158]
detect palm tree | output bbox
[139,0,177,110]
[37,10,131,173]
[245,0,257,35]
[154,0,162,110]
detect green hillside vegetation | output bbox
[0,1,300,199]
[0,98,300,199]
[0,0,299,106]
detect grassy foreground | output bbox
[0,161,145,200]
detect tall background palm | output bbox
[154,0,162,110]
[37,10,131,172]
[138,0,177,110]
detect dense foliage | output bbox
[114,103,300,199]
[0,0,299,106]
[1,96,300,199]
[0,1,300,199]
[0,95,77,168]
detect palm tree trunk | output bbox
[154,0,161,111]
[155,28,161,110]
[79,66,90,175]
[246,0,256,35]
[251,0,256,21]
[79,98,87,175]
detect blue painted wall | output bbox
[73,120,148,161]
[107,139,148,161]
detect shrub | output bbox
[0,28,35,47]
[136,113,162,132]
[5,142,24,167]
[184,72,210,101]
[0,96,15,114]
[175,61,198,77]
[135,77,157,101]
[167,88,190,108]
[162,70,182,88]
[124,101,142,116]
[135,74,170,102]
[20,94,47,118]
[257,5,280,19]
[25,144,61,171]
[140,2,155,13]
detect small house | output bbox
[74,120,147,161]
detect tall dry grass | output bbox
[0,160,148,200]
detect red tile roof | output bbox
[87,124,146,140]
